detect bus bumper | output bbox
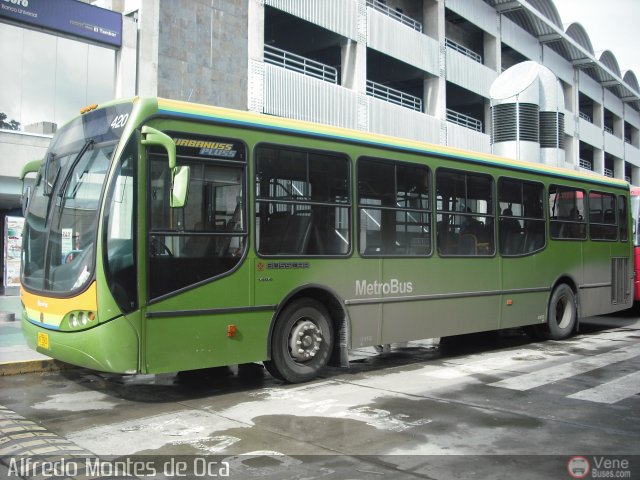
[21,313,139,374]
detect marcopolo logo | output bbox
[355,279,413,296]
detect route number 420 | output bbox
[110,114,129,130]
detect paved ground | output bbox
[0,295,58,375]
[0,312,638,479]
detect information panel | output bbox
[0,0,122,47]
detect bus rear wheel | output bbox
[535,284,577,340]
[264,298,334,383]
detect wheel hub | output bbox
[289,320,323,362]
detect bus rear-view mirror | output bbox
[170,165,190,208]
[141,125,188,208]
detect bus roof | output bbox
[150,97,628,190]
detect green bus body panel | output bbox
[20,97,633,375]
[21,314,138,373]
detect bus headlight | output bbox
[66,311,96,329]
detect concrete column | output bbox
[341,39,367,94]
[248,0,264,63]
[593,148,605,175]
[115,16,138,98]
[614,157,625,180]
[423,0,446,120]
[136,0,159,97]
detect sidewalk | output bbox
[0,295,64,375]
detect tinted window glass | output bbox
[358,158,431,256]
[256,146,350,256]
[148,135,246,299]
[498,178,545,256]
[589,191,617,241]
[549,185,586,239]
[436,169,494,256]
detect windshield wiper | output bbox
[43,152,59,197]
[57,139,95,199]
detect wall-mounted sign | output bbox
[0,0,122,47]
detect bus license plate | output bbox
[37,332,49,350]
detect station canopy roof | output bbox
[484,0,640,110]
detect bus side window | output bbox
[256,145,351,256]
[549,185,587,240]
[358,157,431,257]
[436,169,494,256]
[498,178,545,256]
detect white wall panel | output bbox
[367,8,439,75]
[603,89,623,117]
[368,98,441,143]
[265,0,358,40]
[446,122,491,153]
[578,71,603,102]
[445,0,497,36]
[264,64,359,129]
[604,132,624,158]
[541,45,573,84]
[500,17,540,62]
[445,49,497,97]
[578,117,604,149]
[625,143,640,167]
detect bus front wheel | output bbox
[264,298,334,383]
[536,284,577,340]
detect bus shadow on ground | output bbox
[58,313,637,404]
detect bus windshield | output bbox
[22,103,133,294]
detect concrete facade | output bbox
[2,0,640,208]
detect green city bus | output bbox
[20,97,632,383]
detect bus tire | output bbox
[536,284,577,340]
[264,298,334,383]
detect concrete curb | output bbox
[0,359,70,376]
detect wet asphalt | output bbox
[0,313,638,479]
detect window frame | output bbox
[357,156,432,258]
[497,177,547,257]
[588,190,618,242]
[435,167,496,258]
[254,142,353,258]
[548,184,588,241]
[145,129,249,301]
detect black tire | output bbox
[264,298,334,383]
[535,284,577,340]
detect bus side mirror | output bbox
[20,159,42,216]
[141,126,188,208]
[171,165,190,208]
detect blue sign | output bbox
[0,0,122,47]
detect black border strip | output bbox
[146,304,277,319]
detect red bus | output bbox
[631,186,640,301]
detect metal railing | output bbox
[366,0,422,32]
[579,158,593,170]
[578,111,592,123]
[264,44,338,84]
[445,38,482,64]
[604,168,614,178]
[625,136,632,145]
[604,126,614,135]
[446,108,483,133]
[625,176,632,183]
[366,80,422,112]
